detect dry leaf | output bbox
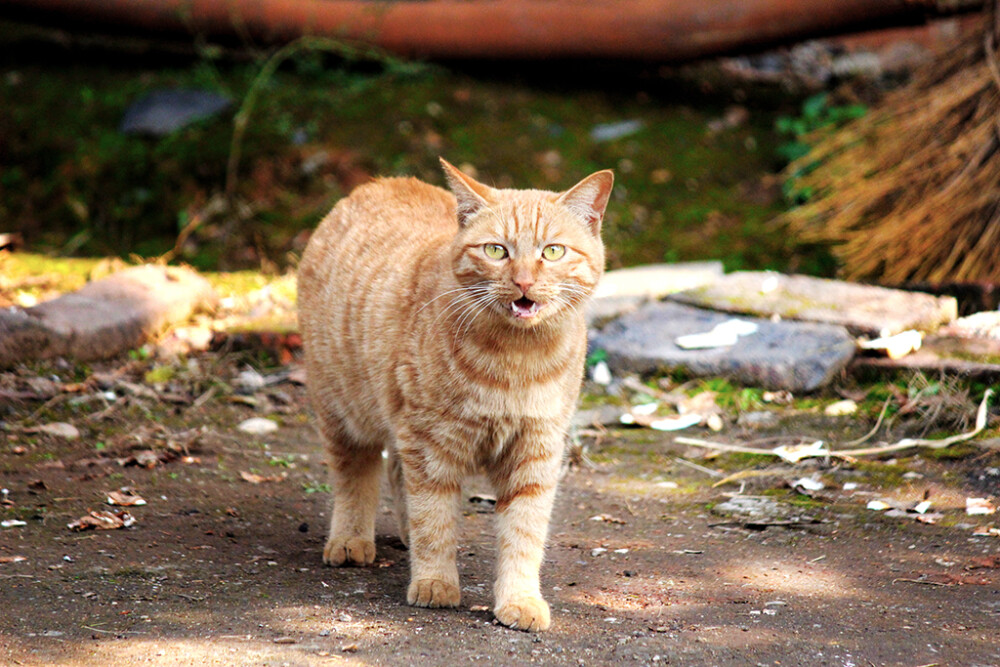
[118,450,164,468]
[67,510,136,531]
[589,514,627,525]
[240,471,286,484]
[106,488,147,507]
[0,555,27,564]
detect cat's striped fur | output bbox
[297,159,612,631]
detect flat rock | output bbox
[589,301,855,392]
[669,271,957,336]
[120,89,232,136]
[852,334,1000,381]
[572,404,627,429]
[0,265,217,367]
[587,261,723,327]
[939,311,1000,341]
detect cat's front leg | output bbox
[396,440,462,609]
[488,427,564,632]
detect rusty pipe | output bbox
[0,0,977,61]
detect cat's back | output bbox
[304,177,456,267]
[298,177,457,439]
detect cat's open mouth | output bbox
[511,296,542,319]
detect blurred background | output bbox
[0,0,993,290]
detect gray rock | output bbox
[669,271,957,336]
[589,301,855,392]
[738,411,780,428]
[572,404,627,429]
[712,496,788,520]
[0,265,218,367]
[120,89,232,136]
[588,261,723,328]
[590,119,643,142]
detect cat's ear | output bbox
[440,158,494,227]
[556,170,614,236]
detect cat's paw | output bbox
[494,595,551,632]
[323,536,375,566]
[407,579,461,608]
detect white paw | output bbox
[494,595,550,632]
[407,578,461,608]
[323,536,375,566]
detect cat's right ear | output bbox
[440,158,494,227]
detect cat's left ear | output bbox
[556,170,614,236]
[440,158,494,227]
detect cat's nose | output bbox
[512,273,535,295]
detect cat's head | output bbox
[442,158,612,329]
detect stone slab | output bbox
[851,333,1000,381]
[589,301,856,392]
[587,261,723,328]
[0,265,217,367]
[939,311,1000,341]
[669,271,957,337]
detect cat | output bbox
[297,158,612,631]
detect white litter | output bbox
[772,440,830,463]
[966,497,996,516]
[238,417,279,435]
[824,399,857,416]
[859,329,923,360]
[793,477,825,492]
[590,361,612,386]
[675,318,758,350]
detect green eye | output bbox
[542,244,566,261]
[484,243,508,259]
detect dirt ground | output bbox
[2,355,999,667]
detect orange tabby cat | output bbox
[297,158,612,631]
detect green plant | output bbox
[776,93,867,204]
[268,455,295,468]
[585,348,607,368]
[302,481,332,495]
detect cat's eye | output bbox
[542,244,566,261]
[483,243,508,260]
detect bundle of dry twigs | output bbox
[782,1,1000,285]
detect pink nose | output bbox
[513,275,534,294]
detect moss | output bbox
[920,442,979,461]
[0,29,823,274]
[852,460,911,488]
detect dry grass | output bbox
[782,7,1000,284]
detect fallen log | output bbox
[0,0,983,61]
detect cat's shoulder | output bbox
[348,176,455,212]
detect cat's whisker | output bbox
[432,294,476,329]
[452,293,495,339]
[429,283,496,329]
[418,281,492,315]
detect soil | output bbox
[2,357,999,667]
